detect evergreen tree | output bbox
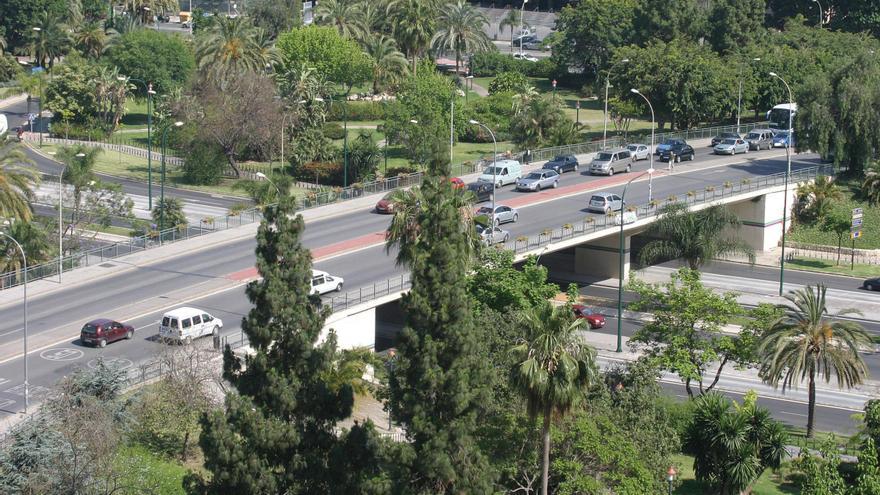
[387,140,496,493]
[197,193,382,494]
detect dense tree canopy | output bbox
[553,0,636,78]
[0,0,67,53]
[276,25,372,93]
[105,29,195,96]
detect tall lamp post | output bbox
[519,0,528,58]
[469,120,498,222]
[0,232,28,414]
[255,171,281,198]
[615,168,653,353]
[736,57,761,134]
[630,89,656,202]
[602,59,629,151]
[813,0,823,27]
[32,26,43,148]
[769,72,793,297]
[159,121,184,235]
[119,76,156,209]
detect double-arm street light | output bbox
[469,120,498,221]
[602,59,629,150]
[519,0,528,58]
[769,72,794,297]
[629,89,656,202]
[30,26,44,148]
[118,76,156,209]
[616,168,653,353]
[736,58,761,133]
[813,0,824,27]
[159,121,184,235]
[0,232,28,414]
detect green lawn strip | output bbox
[0,86,23,100]
[118,444,188,495]
[670,454,799,494]
[789,179,880,249]
[784,256,880,278]
[118,98,150,129]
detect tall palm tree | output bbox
[510,301,598,495]
[797,175,842,221]
[863,161,880,205]
[314,0,366,40]
[386,0,438,74]
[357,0,389,37]
[758,284,871,437]
[511,92,566,149]
[363,34,408,93]
[105,14,142,36]
[499,8,527,54]
[73,20,110,59]
[25,10,70,69]
[0,220,52,281]
[122,0,178,24]
[0,141,40,223]
[195,17,273,79]
[58,145,100,228]
[639,202,756,270]
[431,0,492,75]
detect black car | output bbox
[659,141,696,163]
[864,278,880,291]
[544,154,579,174]
[711,132,741,147]
[466,182,494,203]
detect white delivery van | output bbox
[311,269,344,295]
[159,307,223,344]
[477,159,522,187]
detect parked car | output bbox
[772,130,795,148]
[512,34,538,47]
[589,149,633,175]
[711,132,741,147]
[864,277,880,291]
[516,169,559,191]
[159,307,223,344]
[450,177,465,189]
[311,269,344,295]
[467,182,494,203]
[476,224,510,245]
[80,318,134,348]
[476,205,519,225]
[375,192,397,214]
[478,159,522,187]
[573,305,606,329]
[587,192,624,214]
[745,128,775,151]
[626,143,650,161]
[713,138,749,155]
[512,52,539,62]
[658,140,695,162]
[656,138,686,155]
[544,154,579,174]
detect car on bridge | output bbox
[656,138,686,155]
[512,52,539,62]
[587,192,625,214]
[658,141,695,163]
[516,169,559,191]
[573,305,606,329]
[713,138,749,155]
[543,154,579,174]
[375,192,397,214]
[476,224,510,245]
[80,318,134,348]
[626,144,650,161]
[589,149,633,176]
[476,205,519,225]
[311,270,344,295]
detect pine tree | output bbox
[387,140,496,493]
[197,195,381,494]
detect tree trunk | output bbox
[705,356,729,393]
[685,377,694,398]
[181,429,190,461]
[541,404,552,495]
[225,150,241,178]
[807,368,816,438]
[836,236,842,265]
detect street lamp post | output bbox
[813,0,823,26]
[769,72,793,297]
[615,168,653,353]
[630,89,656,202]
[32,26,44,148]
[736,58,761,134]
[159,121,184,236]
[255,172,281,204]
[519,0,528,58]
[0,232,28,414]
[603,59,629,151]
[119,76,156,209]
[469,120,498,223]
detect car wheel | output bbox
[626,164,632,173]
[213,326,220,338]
[689,153,695,161]
[604,206,611,214]
[494,217,500,226]
[867,283,875,291]
[535,184,541,192]
[608,168,614,176]
[574,164,579,172]
[503,233,510,243]
[125,330,133,340]
[336,283,343,292]
[552,180,558,188]
[185,336,193,345]
[99,339,107,348]
[675,155,681,163]
[497,181,503,188]
[512,213,519,223]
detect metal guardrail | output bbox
[325,274,411,313]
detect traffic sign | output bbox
[853,207,864,216]
[852,230,863,239]
[853,217,863,227]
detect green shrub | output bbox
[49,120,111,140]
[488,71,529,95]
[471,51,531,77]
[323,122,345,140]
[327,100,386,121]
[385,165,417,177]
[0,54,23,83]
[183,140,226,185]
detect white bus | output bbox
[766,103,797,130]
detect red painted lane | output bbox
[225,170,666,281]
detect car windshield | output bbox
[476,207,492,215]
[626,145,638,151]
[552,155,566,162]
[482,166,504,175]
[596,152,612,161]
[747,132,760,139]
[590,195,607,203]
[82,324,98,334]
[664,139,682,145]
[721,139,737,145]
[775,131,789,138]
[722,133,738,138]
[525,172,543,180]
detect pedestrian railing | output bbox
[325,273,411,313]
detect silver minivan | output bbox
[745,129,775,151]
[477,159,522,187]
[589,149,633,176]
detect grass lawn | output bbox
[118,98,150,129]
[785,256,880,278]
[670,454,800,494]
[119,444,188,495]
[789,178,880,249]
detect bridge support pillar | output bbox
[725,188,796,252]
[322,306,377,350]
[574,234,630,282]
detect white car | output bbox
[311,269,344,295]
[626,144,650,161]
[159,307,223,344]
[512,52,539,62]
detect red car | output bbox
[80,318,135,348]
[573,305,606,329]
[375,192,396,214]
[450,177,465,189]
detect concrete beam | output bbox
[575,234,630,281]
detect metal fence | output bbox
[324,274,411,313]
[786,247,880,266]
[21,133,184,166]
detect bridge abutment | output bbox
[574,234,630,282]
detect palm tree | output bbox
[0,220,52,282]
[758,284,871,437]
[511,92,566,149]
[0,141,40,223]
[863,161,880,205]
[363,34,408,93]
[122,0,178,24]
[431,1,492,74]
[639,202,756,270]
[357,0,389,37]
[232,174,292,207]
[386,0,438,73]
[499,8,530,54]
[73,20,110,59]
[195,17,273,79]
[314,0,366,40]
[105,14,142,36]
[797,175,842,222]
[25,10,70,69]
[510,301,598,495]
[58,145,100,228]
[152,197,188,231]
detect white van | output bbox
[159,307,223,344]
[477,159,522,187]
[311,269,344,295]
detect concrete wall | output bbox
[322,306,377,350]
[574,234,630,281]
[725,186,799,252]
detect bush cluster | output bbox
[327,100,387,121]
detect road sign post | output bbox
[851,208,864,270]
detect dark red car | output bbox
[80,318,134,348]
[450,177,465,189]
[375,192,396,214]
[573,305,606,329]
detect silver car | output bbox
[626,144,650,161]
[476,205,519,225]
[713,138,749,155]
[587,192,625,214]
[516,169,559,191]
[476,225,510,245]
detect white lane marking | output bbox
[780,411,808,417]
[39,348,84,362]
[87,357,133,370]
[0,399,15,409]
